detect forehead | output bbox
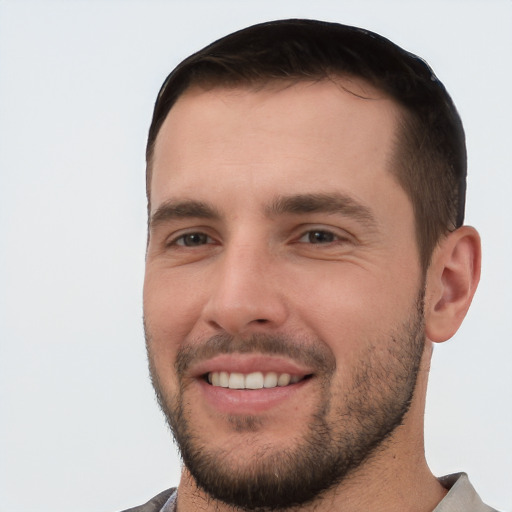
[150,79,405,214]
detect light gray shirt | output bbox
[433,473,498,512]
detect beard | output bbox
[145,291,426,511]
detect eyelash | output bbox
[167,228,348,248]
[297,229,346,245]
[169,232,215,247]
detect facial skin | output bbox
[143,80,480,511]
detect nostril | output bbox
[255,319,268,323]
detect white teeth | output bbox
[263,372,278,388]
[207,371,303,389]
[228,372,245,389]
[277,373,291,387]
[245,372,264,389]
[219,371,229,388]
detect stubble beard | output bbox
[145,291,426,511]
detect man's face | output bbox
[144,80,426,509]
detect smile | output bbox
[206,371,308,389]
[193,356,316,414]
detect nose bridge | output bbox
[204,233,287,335]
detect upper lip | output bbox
[190,354,315,379]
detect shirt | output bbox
[434,473,498,512]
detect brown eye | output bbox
[175,232,211,247]
[301,230,337,244]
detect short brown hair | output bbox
[146,19,466,270]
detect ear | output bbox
[424,226,481,343]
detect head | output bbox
[143,19,480,511]
[145,18,467,272]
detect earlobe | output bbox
[425,226,481,343]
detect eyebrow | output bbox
[149,192,377,230]
[266,193,377,228]
[149,199,221,229]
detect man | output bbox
[129,19,494,512]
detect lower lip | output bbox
[198,378,310,415]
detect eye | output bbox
[298,229,340,244]
[172,232,213,247]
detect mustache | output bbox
[175,333,337,376]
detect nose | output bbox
[202,241,289,336]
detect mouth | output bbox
[205,371,312,390]
[188,354,316,414]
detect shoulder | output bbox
[119,488,177,512]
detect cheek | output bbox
[292,265,420,360]
[143,269,206,375]
[144,265,205,326]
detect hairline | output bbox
[146,74,408,195]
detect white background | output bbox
[0,1,511,511]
